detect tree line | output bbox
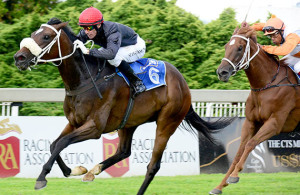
[0,0,271,115]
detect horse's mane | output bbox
[237,26,279,64]
[47,17,77,42]
[265,52,280,62]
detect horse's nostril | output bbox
[220,70,229,76]
[18,55,26,61]
[14,54,26,62]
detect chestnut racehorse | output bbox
[213,26,300,194]
[14,18,232,194]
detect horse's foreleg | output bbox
[35,121,98,190]
[49,123,84,177]
[229,118,282,181]
[82,127,136,181]
[137,121,179,195]
[50,140,88,177]
[210,119,255,195]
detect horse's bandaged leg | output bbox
[82,164,103,182]
[90,164,103,175]
[70,166,88,176]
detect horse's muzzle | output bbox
[216,65,234,82]
[14,49,35,70]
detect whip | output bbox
[243,0,255,22]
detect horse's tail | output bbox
[182,105,235,143]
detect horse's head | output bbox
[14,19,70,70]
[217,26,258,82]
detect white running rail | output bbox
[0,88,250,116]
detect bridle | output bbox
[20,23,103,99]
[19,23,93,68]
[222,34,260,75]
[222,34,299,92]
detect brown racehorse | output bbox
[212,25,300,194]
[14,18,232,194]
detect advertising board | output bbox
[200,118,300,173]
[0,117,199,178]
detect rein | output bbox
[65,60,107,97]
[222,35,260,75]
[20,22,136,129]
[251,65,300,92]
[81,52,103,99]
[250,63,280,92]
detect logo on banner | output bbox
[0,118,22,178]
[246,143,266,173]
[102,132,129,177]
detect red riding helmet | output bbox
[78,6,104,26]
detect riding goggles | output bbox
[266,31,280,38]
[262,26,278,34]
[262,22,284,34]
[82,25,96,31]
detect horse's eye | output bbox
[238,46,243,52]
[44,35,50,40]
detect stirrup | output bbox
[131,81,145,98]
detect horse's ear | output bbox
[250,34,257,43]
[233,26,239,35]
[55,22,69,30]
[246,28,257,44]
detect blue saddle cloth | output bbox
[288,65,300,82]
[117,58,167,91]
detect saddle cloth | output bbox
[288,65,300,83]
[117,58,167,91]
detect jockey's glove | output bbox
[74,40,89,55]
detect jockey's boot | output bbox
[118,60,146,98]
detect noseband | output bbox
[222,34,260,75]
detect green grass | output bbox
[0,172,299,195]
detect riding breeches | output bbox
[107,36,146,67]
[284,54,300,74]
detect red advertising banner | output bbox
[0,136,20,177]
[102,136,129,177]
[0,118,22,178]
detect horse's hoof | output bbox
[226,176,240,184]
[70,166,88,176]
[209,188,222,194]
[82,172,95,182]
[34,180,47,190]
